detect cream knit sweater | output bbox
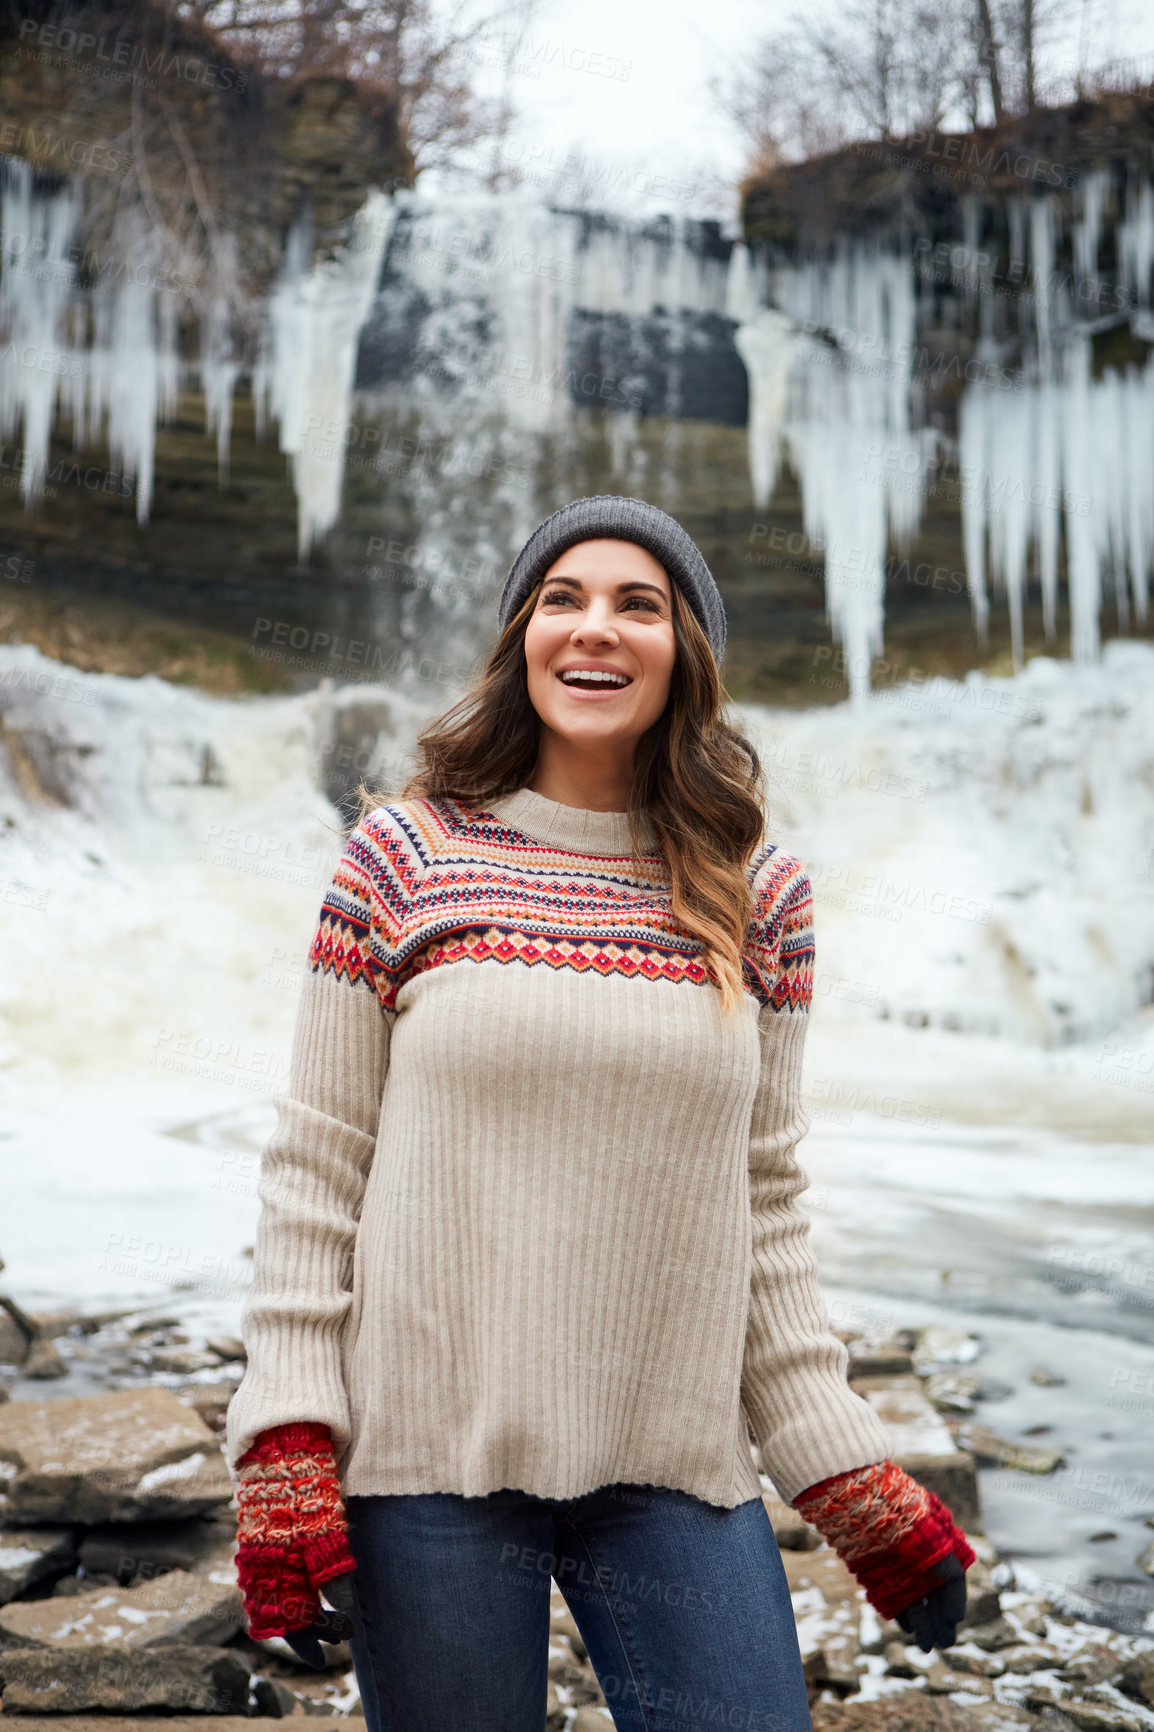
[224,786,892,1508]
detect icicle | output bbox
[958,385,990,646]
[737,244,924,701]
[0,158,81,505]
[988,387,1029,669]
[1030,196,1056,375]
[1118,179,1154,308]
[1123,370,1153,623]
[95,209,178,525]
[733,309,796,511]
[725,241,761,324]
[1073,168,1110,305]
[1034,380,1060,639]
[201,296,239,485]
[262,190,396,558]
[1061,339,1099,660]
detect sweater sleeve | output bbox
[224,810,403,1478]
[740,853,893,1506]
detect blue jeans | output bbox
[342,1482,811,1732]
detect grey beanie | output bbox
[498,495,726,663]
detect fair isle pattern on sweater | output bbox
[308,796,815,1012]
[224,784,894,1510]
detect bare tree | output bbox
[716,0,975,172]
[993,0,1081,110]
[177,0,534,172]
[719,0,1088,176]
[973,0,1006,121]
[709,32,852,172]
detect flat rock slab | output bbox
[849,1376,967,1457]
[0,1388,233,1523]
[0,1528,74,1603]
[78,1515,237,1588]
[0,1568,243,1649]
[0,1645,252,1714]
[813,1698,991,1732]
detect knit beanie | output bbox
[497,495,727,664]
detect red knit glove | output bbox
[234,1421,356,1640]
[793,1460,975,1625]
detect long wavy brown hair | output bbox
[352,578,769,1016]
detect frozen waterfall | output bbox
[734,171,1154,688]
[1,150,1153,689]
[0,157,393,550]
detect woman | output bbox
[225,496,972,1732]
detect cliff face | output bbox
[742,91,1154,255]
[0,0,412,280]
[0,0,414,686]
[742,92,1154,393]
[1,25,1150,705]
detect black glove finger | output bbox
[925,1597,959,1650]
[922,1553,967,1650]
[896,1599,937,1653]
[284,1625,328,1670]
[933,1552,968,1629]
[896,1555,967,1653]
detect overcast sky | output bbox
[428,0,1154,225]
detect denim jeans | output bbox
[342,1481,811,1732]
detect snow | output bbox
[0,1544,44,1566]
[135,1453,209,1493]
[743,640,1154,1052]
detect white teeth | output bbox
[560,670,629,686]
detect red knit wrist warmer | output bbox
[793,1460,975,1623]
[235,1421,356,1640]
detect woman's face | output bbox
[523,538,676,757]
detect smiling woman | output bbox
[523,537,677,795]
[224,495,975,1732]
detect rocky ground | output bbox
[0,1283,1152,1730]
